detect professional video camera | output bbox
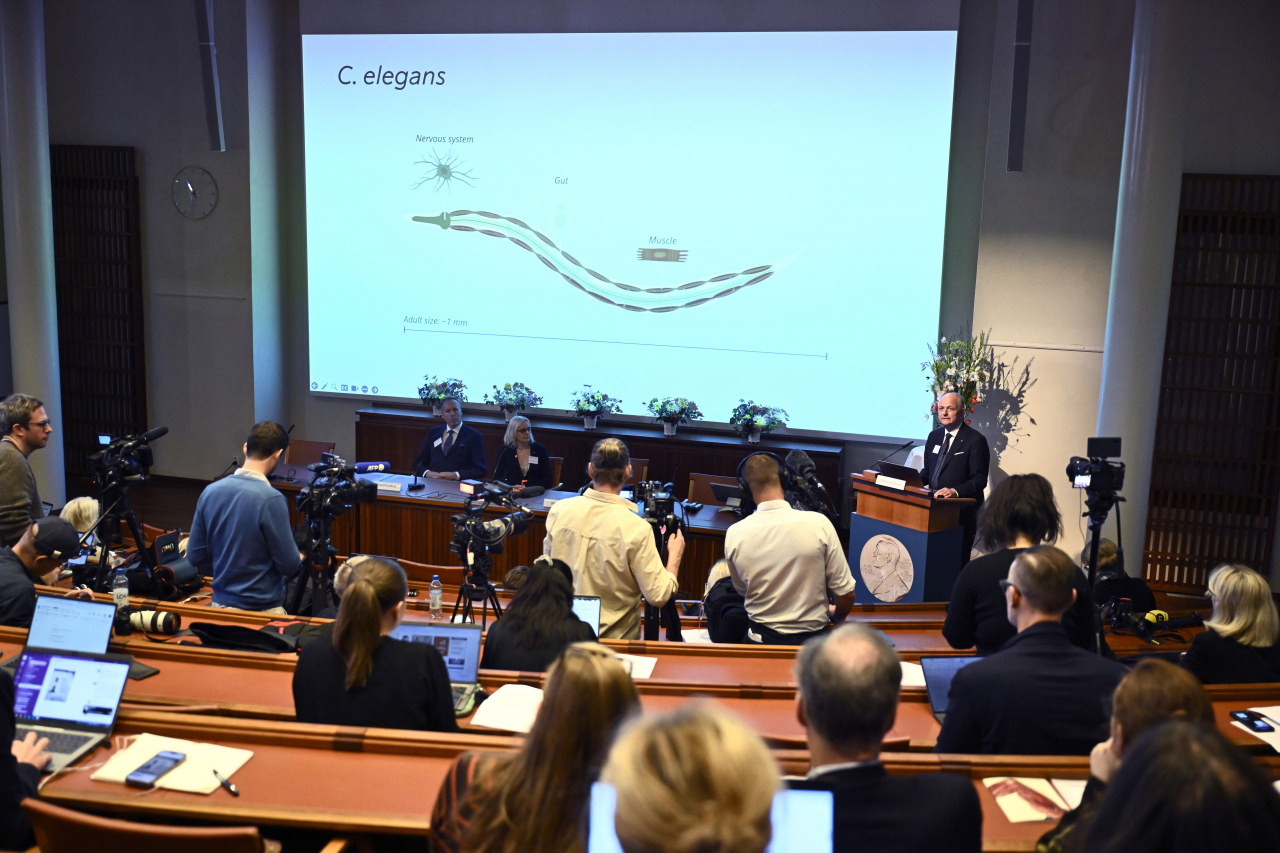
[80,427,169,590]
[289,452,378,615]
[1065,437,1126,588]
[88,426,167,493]
[448,480,534,625]
[628,481,682,534]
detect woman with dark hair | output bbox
[942,473,1095,655]
[1076,719,1280,853]
[429,643,639,853]
[480,559,596,671]
[292,556,459,732]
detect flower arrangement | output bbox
[418,375,467,406]
[729,400,789,437]
[484,382,543,412]
[646,397,703,425]
[570,385,624,416]
[922,329,993,425]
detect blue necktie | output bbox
[932,433,952,483]
[443,430,455,454]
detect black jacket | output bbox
[1181,628,1280,684]
[0,672,40,850]
[0,549,35,630]
[491,441,553,490]
[479,612,596,672]
[787,762,981,853]
[920,423,990,505]
[935,622,1127,755]
[293,634,461,733]
[942,548,1096,655]
[413,424,487,480]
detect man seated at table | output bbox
[725,454,856,644]
[789,623,981,853]
[935,545,1127,755]
[0,517,82,629]
[187,422,301,613]
[412,396,486,481]
[543,438,683,639]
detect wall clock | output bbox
[171,166,218,219]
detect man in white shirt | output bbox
[543,438,683,639]
[726,454,855,644]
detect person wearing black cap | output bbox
[0,517,82,629]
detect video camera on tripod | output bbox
[290,453,379,614]
[447,480,534,626]
[627,481,683,534]
[1066,437,1126,587]
[78,427,169,591]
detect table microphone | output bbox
[408,472,426,492]
[353,461,392,473]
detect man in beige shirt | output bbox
[543,438,683,639]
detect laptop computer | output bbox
[920,655,980,724]
[573,595,602,636]
[12,650,131,772]
[1,596,117,675]
[874,461,926,489]
[390,621,483,716]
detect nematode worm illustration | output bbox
[407,210,804,312]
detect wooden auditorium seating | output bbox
[625,458,649,484]
[549,456,563,488]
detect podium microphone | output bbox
[872,440,917,468]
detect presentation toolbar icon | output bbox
[341,384,348,391]
[372,386,379,394]
[311,382,318,389]
[361,385,368,393]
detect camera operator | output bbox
[726,455,856,645]
[187,422,301,613]
[0,518,81,629]
[543,438,683,639]
[412,396,486,481]
[0,394,53,547]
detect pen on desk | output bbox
[212,768,239,797]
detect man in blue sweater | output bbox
[187,422,300,612]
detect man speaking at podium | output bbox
[920,392,990,566]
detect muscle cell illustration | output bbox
[407,209,805,312]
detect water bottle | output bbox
[112,565,130,612]
[429,575,443,621]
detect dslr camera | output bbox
[295,452,378,518]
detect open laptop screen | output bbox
[12,653,130,730]
[27,596,116,654]
[573,596,602,635]
[920,656,980,715]
[391,622,482,683]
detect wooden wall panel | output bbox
[1144,174,1280,593]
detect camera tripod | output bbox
[289,512,340,616]
[82,491,155,592]
[641,518,684,642]
[449,551,504,629]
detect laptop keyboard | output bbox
[16,728,94,755]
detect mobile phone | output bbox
[1229,711,1274,733]
[125,750,187,789]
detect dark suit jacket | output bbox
[920,423,990,505]
[935,622,1127,755]
[1181,628,1280,684]
[413,424,487,480]
[0,672,40,849]
[491,440,553,489]
[787,763,981,853]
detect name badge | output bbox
[528,456,539,464]
[433,437,443,447]
[932,445,940,454]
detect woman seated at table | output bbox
[1181,563,1280,684]
[429,642,638,853]
[292,556,459,733]
[491,415,552,490]
[481,558,596,671]
[942,473,1095,655]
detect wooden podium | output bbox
[848,470,975,603]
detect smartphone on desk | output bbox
[1230,711,1275,733]
[125,750,187,788]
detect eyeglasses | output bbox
[998,579,1018,594]
[516,428,531,434]
[23,420,51,430]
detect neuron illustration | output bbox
[407,210,813,313]
[411,150,476,193]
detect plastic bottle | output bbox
[112,565,130,612]
[429,575,443,621]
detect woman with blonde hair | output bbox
[292,556,459,731]
[1181,563,1280,684]
[429,642,638,853]
[602,705,780,853]
[491,415,552,490]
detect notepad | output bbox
[615,653,658,679]
[899,661,926,688]
[471,684,543,733]
[91,733,252,795]
[982,777,1073,822]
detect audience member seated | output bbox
[1077,719,1280,853]
[292,556,459,733]
[0,669,50,850]
[703,558,749,644]
[491,415,552,490]
[502,565,529,591]
[1036,658,1214,853]
[313,556,361,621]
[0,518,82,629]
[1181,563,1280,684]
[1088,537,1156,612]
[935,545,1127,755]
[481,560,596,671]
[429,643,638,853]
[603,705,780,853]
[789,624,981,853]
[943,474,1096,655]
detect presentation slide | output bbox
[302,31,956,437]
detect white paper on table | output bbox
[91,733,252,795]
[683,629,714,644]
[1232,720,1280,752]
[1050,779,1088,810]
[615,653,658,679]
[982,777,1070,823]
[899,661,926,688]
[471,684,543,733]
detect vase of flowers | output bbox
[570,385,624,430]
[922,329,992,425]
[729,400,789,444]
[418,376,467,416]
[646,397,702,437]
[484,382,543,421]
